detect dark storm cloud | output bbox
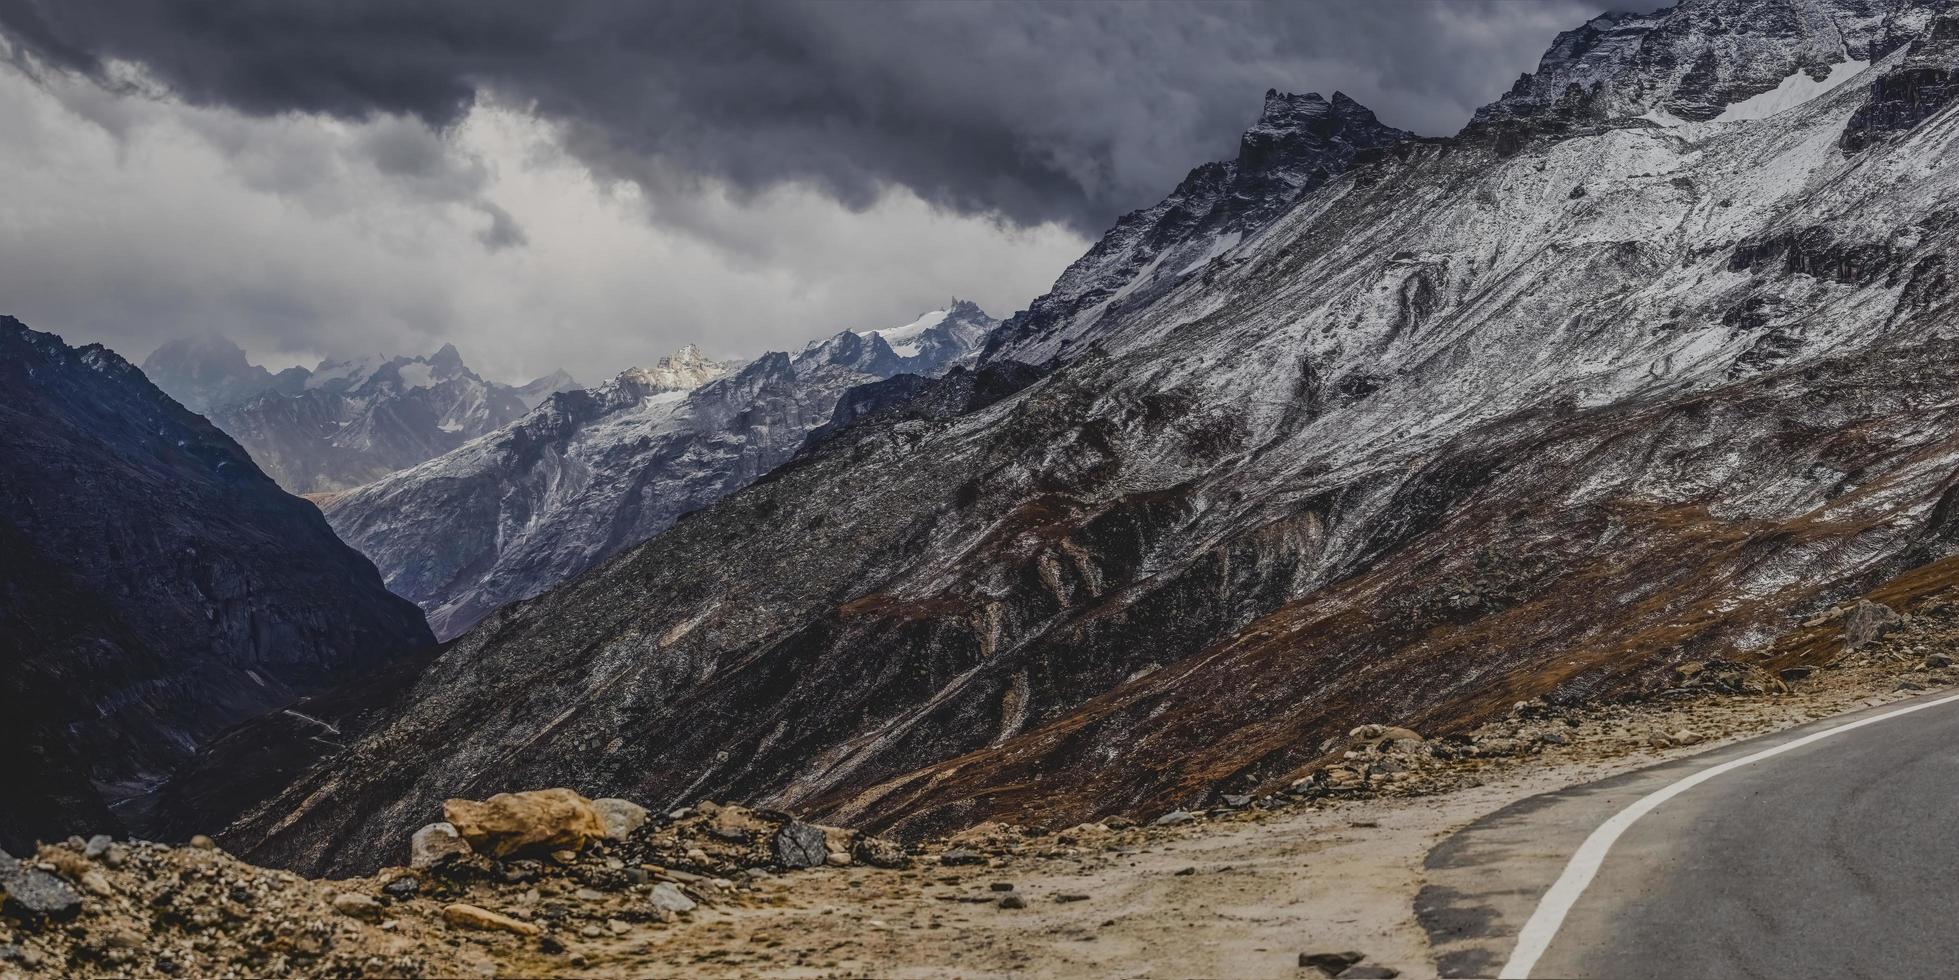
[0,0,1643,236]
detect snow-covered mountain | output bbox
[0,318,432,852]
[179,343,578,493]
[222,1,1959,874]
[319,306,994,639]
[140,335,307,416]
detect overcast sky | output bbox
[0,0,1640,384]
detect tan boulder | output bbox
[442,789,608,859]
[442,902,540,936]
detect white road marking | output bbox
[1500,690,1959,979]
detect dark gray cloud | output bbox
[0,0,1643,235]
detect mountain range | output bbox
[317,301,999,639]
[141,337,578,493]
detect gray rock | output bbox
[1844,599,1902,651]
[998,894,1027,910]
[382,876,420,898]
[1153,810,1197,827]
[83,835,113,859]
[648,883,697,913]
[853,835,911,869]
[0,852,83,921]
[773,822,829,869]
[592,798,649,842]
[1335,966,1399,979]
[1299,951,1365,976]
[939,848,984,867]
[410,821,473,869]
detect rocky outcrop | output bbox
[227,3,1959,873]
[321,308,995,639]
[0,319,433,852]
[982,91,1413,364]
[1842,14,1959,153]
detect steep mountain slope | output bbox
[0,318,433,852]
[230,3,1959,875]
[320,306,993,640]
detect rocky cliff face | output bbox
[0,319,433,852]
[320,308,993,640]
[227,1,1959,875]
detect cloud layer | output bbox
[0,1,1646,381]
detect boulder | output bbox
[0,852,83,922]
[773,822,829,869]
[1843,600,1902,651]
[648,882,696,913]
[331,892,384,922]
[1152,810,1197,827]
[853,835,911,869]
[442,789,608,859]
[410,822,474,869]
[591,798,649,842]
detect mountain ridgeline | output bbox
[156,0,1959,876]
[316,302,1000,639]
[0,319,434,853]
[142,337,577,494]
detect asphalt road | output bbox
[1521,691,1959,979]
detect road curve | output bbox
[1421,690,1959,979]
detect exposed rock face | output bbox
[984,91,1413,364]
[0,319,432,852]
[1471,0,1945,133]
[1842,14,1959,152]
[230,5,1959,874]
[321,309,995,639]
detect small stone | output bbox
[580,924,604,939]
[332,892,384,922]
[538,935,566,955]
[607,919,631,935]
[1897,680,1926,692]
[1152,810,1197,827]
[1928,653,1955,669]
[939,849,984,867]
[825,851,853,867]
[1779,666,1814,682]
[1222,794,1254,808]
[1299,951,1365,976]
[411,822,474,869]
[83,835,113,859]
[773,822,829,869]
[574,887,605,901]
[79,870,113,897]
[649,883,697,913]
[1055,892,1091,903]
[382,875,420,898]
[1648,733,1673,749]
[998,895,1027,910]
[591,798,649,841]
[1102,816,1138,830]
[188,835,217,850]
[989,882,1015,892]
[1670,729,1703,746]
[1844,600,1902,651]
[443,902,542,937]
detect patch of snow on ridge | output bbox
[861,309,950,358]
[1715,61,1871,123]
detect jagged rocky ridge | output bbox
[142,337,578,493]
[0,319,433,853]
[222,0,1959,874]
[318,304,997,639]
